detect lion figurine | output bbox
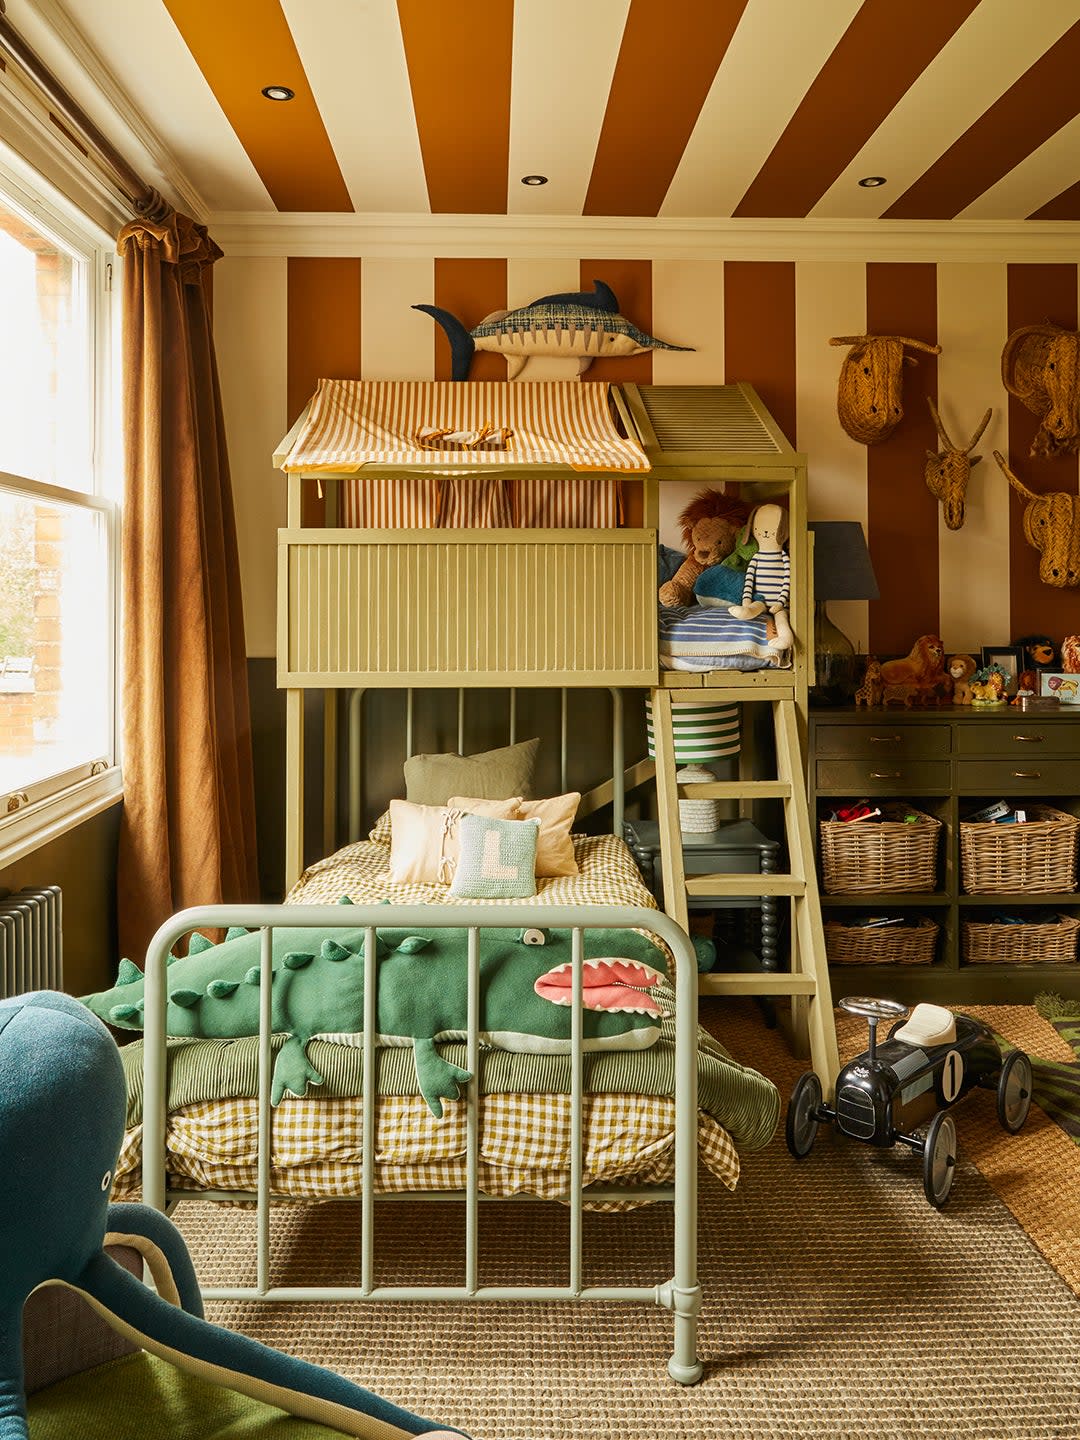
[880,635,947,707]
[1062,634,1080,674]
[946,653,978,705]
[659,488,751,608]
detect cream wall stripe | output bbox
[652,258,726,547]
[507,0,629,217]
[215,256,288,658]
[795,260,868,648]
[660,0,861,219]
[812,1,1077,221]
[360,259,435,380]
[282,0,429,216]
[934,263,1009,655]
[961,113,1080,221]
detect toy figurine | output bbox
[1062,634,1080,673]
[970,662,1009,706]
[729,503,794,652]
[946,653,977,704]
[854,655,884,707]
[879,635,947,707]
[1014,633,1059,671]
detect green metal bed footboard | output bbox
[141,903,703,1385]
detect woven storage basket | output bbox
[959,804,1080,894]
[824,917,938,966]
[962,913,1080,965]
[818,804,941,894]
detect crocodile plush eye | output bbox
[520,928,548,946]
[101,1170,112,1193]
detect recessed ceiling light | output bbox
[261,85,295,102]
[858,175,887,188]
[521,174,549,186]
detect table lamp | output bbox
[808,521,879,705]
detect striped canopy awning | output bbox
[278,379,650,473]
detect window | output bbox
[0,157,120,863]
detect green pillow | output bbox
[449,814,540,899]
[403,737,539,806]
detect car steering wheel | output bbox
[839,996,909,1022]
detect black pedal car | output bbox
[786,996,1032,1208]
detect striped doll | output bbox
[730,503,794,652]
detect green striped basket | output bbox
[645,698,741,762]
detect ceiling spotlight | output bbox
[858,175,887,188]
[521,174,549,186]
[261,85,295,102]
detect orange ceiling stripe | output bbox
[162,0,350,212]
[1030,179,1080,222]
[584,1,747,218]
[399,0,513,214]
[885,21,1080,220]
[734,0,979,219]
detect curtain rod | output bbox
[0,0,169,220]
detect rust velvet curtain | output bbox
[116,211,258,963]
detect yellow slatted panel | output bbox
[279,530,658,686]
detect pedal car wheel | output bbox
[922,1111,957,1209]
[997,1050,1033,1134]
[786,1071,823,1159]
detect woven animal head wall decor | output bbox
[1001,322,1080,457]
[993,449,1080,587]
[828,334,942,445]
[924,397,992,531]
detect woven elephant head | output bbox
[829,334,942,445]
[1001,322,1080,458]
[993,449,1080,587]
[924,398,992,531]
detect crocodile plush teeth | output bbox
[533,958,663,1016]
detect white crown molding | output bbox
[208,211,1080,263]
[7,0,209,222]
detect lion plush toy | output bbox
[946,653,978,704]
[659,489,750,608]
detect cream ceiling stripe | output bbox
[360,258,434,380]
[507,0,628,217]
[811,1,1077,221]
[660,0,860,219]
[961,113,1080,221]
[795,260,868,649]
[281,0,428,216]
[934,263,1010,655]
[214,256,288,657]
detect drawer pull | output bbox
[870,771,901,780]
[870,735,901,744]
[1010,734,1044,743]
[1011,771,1041,779]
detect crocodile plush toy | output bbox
[82,923,668,1117]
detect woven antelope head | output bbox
[829,334,942,445]
[924,398,992,531]
[1001,322,1080,458]
[993,449,1080,587]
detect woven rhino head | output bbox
[994,449,1080,587]
[829,334,942,445]
[1002,323,1080,459]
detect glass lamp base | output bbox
[810,604,859,706]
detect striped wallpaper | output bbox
[215,252,1080,664]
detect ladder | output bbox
[650,682,840,1091]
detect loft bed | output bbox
[129,382,813,1390]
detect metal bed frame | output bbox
[141,901,704,1384]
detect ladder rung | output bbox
[684,874,805,898]
[675,780,792,799]
[698,972,819,997]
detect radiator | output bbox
[0,886,62,997]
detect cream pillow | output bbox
[451,791,580,879]
[388,797,522,884]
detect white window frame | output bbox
[0,151,122,868]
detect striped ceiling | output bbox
[40,0,1080,222]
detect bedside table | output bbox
[623,818,782,972]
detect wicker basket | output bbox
[824,917,938,966]
[962,913,1080,965]
[818,804,941,894]
[959,804,1080,894]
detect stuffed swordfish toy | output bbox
[0,991,465,1440]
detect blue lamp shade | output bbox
[645,699,741,763]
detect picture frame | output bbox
[1039,672,1080,704]
[980,645,1022,696]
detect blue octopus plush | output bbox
[0,991,465,1440]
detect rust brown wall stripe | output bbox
[433,259,507,381]
[288,258,362,523]
[865,264,939,656]
[398,0,513,214]
[886,21,1080,220]
[734,0,977,219]
[1006,265,1080,641]
[584,0,747,218]
[163,0,351,212]
[722,262,797,448]
[578,260,653,386]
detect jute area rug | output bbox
[174,1002,1080,1440]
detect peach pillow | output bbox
[388,797,522,884]
[451,791,580,878]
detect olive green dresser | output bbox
[809,705,1080,1002]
